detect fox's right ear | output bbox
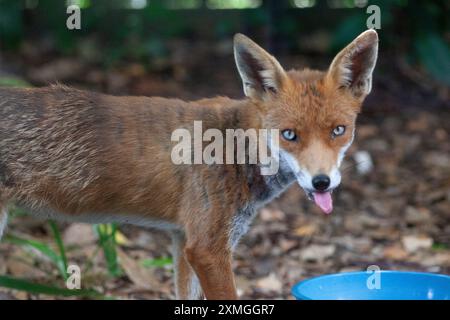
[233,34,288,100]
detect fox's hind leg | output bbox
[0,205,7,240]
[0,187,8,240]
[170,231,203,300]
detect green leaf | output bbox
[432,243,449,251]
[0,275,103,298]
[0,77,31,88]
[49,221,69,280]
[5,235,66,279]
[141,257,173,268]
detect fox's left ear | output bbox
[327,29,378,99]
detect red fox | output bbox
[0,30,378,299]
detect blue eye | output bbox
[332,125,346,137]
[282,129,297,141]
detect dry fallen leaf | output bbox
[63,223,97,246]
[117,248,159,290]
[256,273,282,292]
[405,206,431,225]
[279,239,298,252]
[300,244,336,262]
[235,275,252,296]
[383,245,409,261]
[402,235,433,253]
[294,224,317,237]
[6,258,43,278]
[260,208,286,221]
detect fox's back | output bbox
[0,86,186,221]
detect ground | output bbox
[0,48,449,299]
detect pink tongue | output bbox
[313,191,333,214]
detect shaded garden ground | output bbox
[0,39,449,299]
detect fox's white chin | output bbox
[277,145,342,215]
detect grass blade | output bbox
[0,275,103,298]
[5,235,66,278]
[141,257,173,268]
[48,221,69,280]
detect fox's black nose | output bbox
[312,174,330,191]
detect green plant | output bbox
[141,256,173,268]
[0,275,104,298]
[49,221,69,280]
[0,77,31,88]
[1,211,122,297]
[95,224,122,277]
[5,233,69,280]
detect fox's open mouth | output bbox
[306,189,334,215]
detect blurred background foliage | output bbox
[0,0,448,85]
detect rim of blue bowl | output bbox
[291,270,450,300]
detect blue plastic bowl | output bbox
[292,271,450,300]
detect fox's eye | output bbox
[281,129,297,141]
[332,125,346,137]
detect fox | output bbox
[0,29,378,299]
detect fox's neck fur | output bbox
[187,95,297,203]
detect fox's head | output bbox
[233,30,378,214]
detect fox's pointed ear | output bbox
[233,33,288,100]
[327,29,378,99]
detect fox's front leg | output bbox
[184,225,238,300]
